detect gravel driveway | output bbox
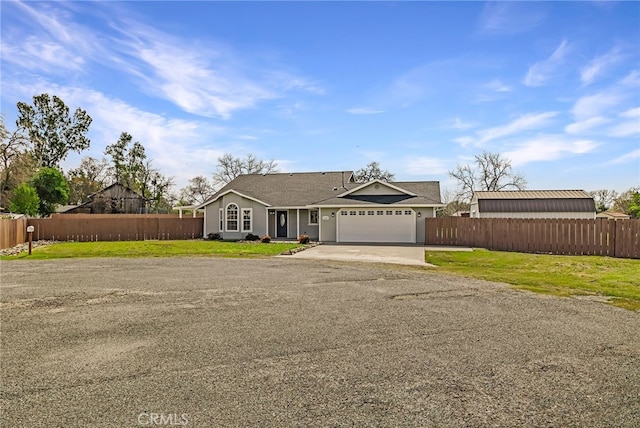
[1,257,639,427]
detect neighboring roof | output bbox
[200,172,443,208]
[86,183,143,200]
[472,190,596,213]
[473,190,592,200]
[596,211,631,219]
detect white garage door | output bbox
[337,209,416,243]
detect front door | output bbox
[276,210,288,238]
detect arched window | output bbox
[226,203,239,231]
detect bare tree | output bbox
[66,156,109,204]
[449,151,526,201]
[588,189,618,213]
[213,153,278,187]
[179,175,215,205]
[353,161,395,182]
[0,115,35,209]
[437,188,470,217]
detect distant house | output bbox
[61,183,146,214]
[470,190,596,219]
[596,211,631,220]
[197,171,443,243]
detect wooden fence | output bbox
[0,217,28,250]
[1,215,203,248]
[425,217,640,259]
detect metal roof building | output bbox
[470,190,596,219]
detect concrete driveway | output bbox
[282,244,471,266]
[282,244,429,266]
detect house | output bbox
[470,190,596,219]
[62,183,146,214]
[197,171,443,243]
[596,211,631,220]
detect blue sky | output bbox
[1,1,639,195]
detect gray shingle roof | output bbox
[202,173,442,207]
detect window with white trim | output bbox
[309,209,319,225]
[405,210,412,215]
[242,208,252,232]
[219,208,223,232]
[226,203,239,231]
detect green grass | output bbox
[425,249,640,311]
[1,240,305,260]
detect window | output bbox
[219,208,223,232]
[341,211,348,216]
[358,210,365,216]
[242,208,252,232]
[309,209,319,225]
[377,210,384,215]
[405,210,412,215]
[386,210,393,215]
[367,210,374,215]
[349,210,357,215]
[395,210,403,215]
[226,203,239,231]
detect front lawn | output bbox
[425,249,640,311]
[1,240,305,260]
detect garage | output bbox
[336,208,416,243]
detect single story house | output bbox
[197,171,443,243]
[470,190,596,219]
[62,183,146,214]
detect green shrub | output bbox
[207,232,222,241]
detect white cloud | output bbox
[607,121,640,138]
[523,39,570,87]
[478,2,546,35]
[608,149,640,165]
[476,111,559,144]
[403,156,449,176]
[484,79,512,92]
[449,117,476,130]
[620,107,640,118]
[571,91,625,120]
[346,107,385,115]
[503,135,599,166]
[564,116,610,134]
[580,45,626,86]
[454,136,475,147]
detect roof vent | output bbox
[333,187,338,191]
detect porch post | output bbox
[296,209,300,238]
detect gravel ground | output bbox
[1,257,639,427]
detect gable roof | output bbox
[472,190,596,213]
[199,172,443,208]
[200,171,355,208]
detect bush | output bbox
[298,234,310,244]
[260,234,271,243]
[245,233,260,241]
[207,232,222,241]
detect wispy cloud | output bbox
[478,2,546,35]
[607,121,640,138]
[476,111,559,144]
[346,107,385,115]
[403,156,449,176]
[571,91,625,120]
[449,117,476,130]
[523,39,570,86]
[608,149,640,165]
[484,79,512,92]
[564,116,610,135]
[580,45,626,86]
[503,135,599,166]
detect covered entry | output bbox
[336,208,416,243]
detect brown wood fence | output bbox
[0,217,28,249]
[425,217,640,259]
[1,215,203,248]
